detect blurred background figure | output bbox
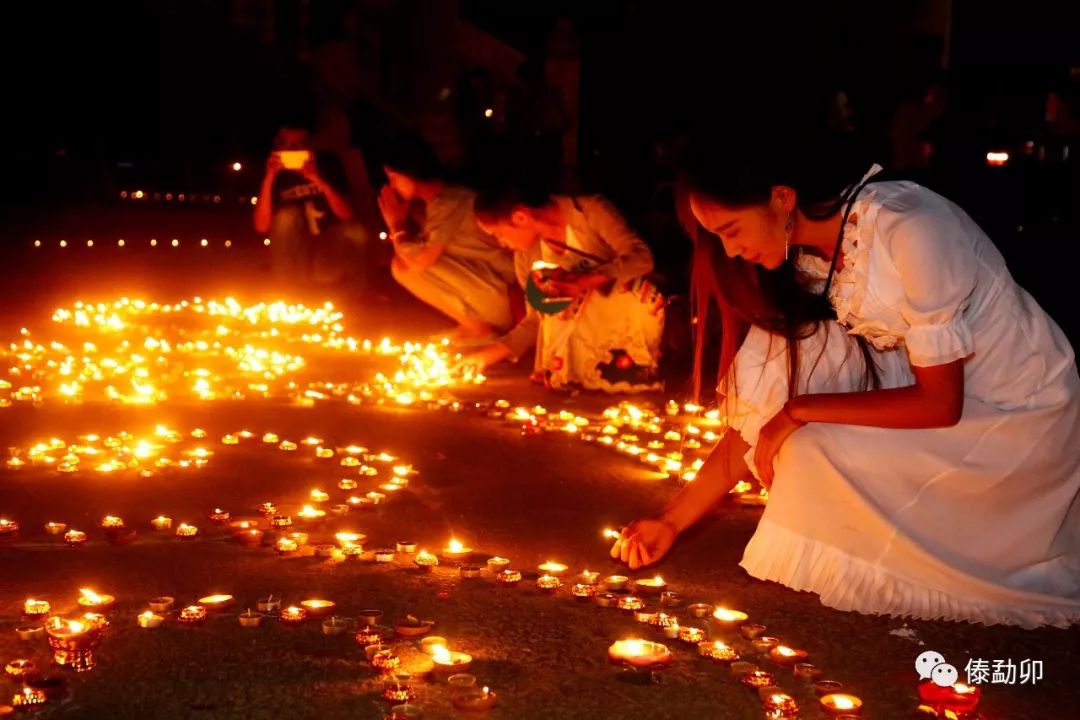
[377,134,518,343]
[254,100,371,296]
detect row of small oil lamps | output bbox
[603,601,864,719]
[10,586,495,714]
[7,549,873,718]
[5,423,410,489]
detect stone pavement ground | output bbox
[0,240,1076,720]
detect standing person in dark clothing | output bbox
[254,108,370,294]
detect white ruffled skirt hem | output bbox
[741,519,1080,630]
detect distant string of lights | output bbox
[117,189,258,205]
[32,237,271,249]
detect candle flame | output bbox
[140,610,155,618]
[79,588,104,604]
[603,528,620,539]
[432,645,451,664]
[448,539,464,553]
[776,646,796,656]
[829,696,856,710]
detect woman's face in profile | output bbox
[689,192,788,270]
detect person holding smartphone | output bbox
[254,108,367,292]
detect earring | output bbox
[784,216,794,261]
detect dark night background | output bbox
[2,0,1079,342]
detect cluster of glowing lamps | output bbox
[8,552,883,718]
[0,297,805,715]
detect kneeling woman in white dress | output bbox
[612,135,1080,628]
[461,187,665,393]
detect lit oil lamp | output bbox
[763,692,800,717]
[631,576,667,595]
[309,489,330,504]
[100,516,125,530]
[300,599,336,617]
[537,561,568,576]
[239,610,264,628]
[11,686,48,708]
[198,594,234,611]
[23,599,50,618]
[698,641,740,663]
[150,516,172,531]
[44,522,67,535]
[275,537,299,555]
[617,596,644,612]
[917,680,981,716]
[297,505,326,522]
[752,636,781,653]
[179,605,207,624]
[209,508,230,523]
[769,645,809,666]
[338,478,358,491]
[65,529,88,546]
[381,682,417,704]
[431,645,473,677]
[355,625,384,646]
[278,440,297,452]
[711,607,749,627]
[678,626,707,644]
[820,693,863,716]
[495,569,522,587]
[440,538,472,562]
[239,528,264,546]
[335,531,366,547]
[371,649,401,674]
[257,502,276,515]
[453,686,498,712]
[374,548,395,563]
[660,615,681,639]
[137,611,164,629]
[175,523,198,539]
[396,540,417,553]
[572,583,599,601]
[77,588,115,610]
[45,616,103,671]
[603,575,629,592]
[607,639,674,674]
[279,606,308,625]
[4,658,35,679]
[741,670,777,689]
[536,575,562,592]
[0,519,19,542]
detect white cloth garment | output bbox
[726,174,1080,628]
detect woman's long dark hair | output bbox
[678,127,881,403]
